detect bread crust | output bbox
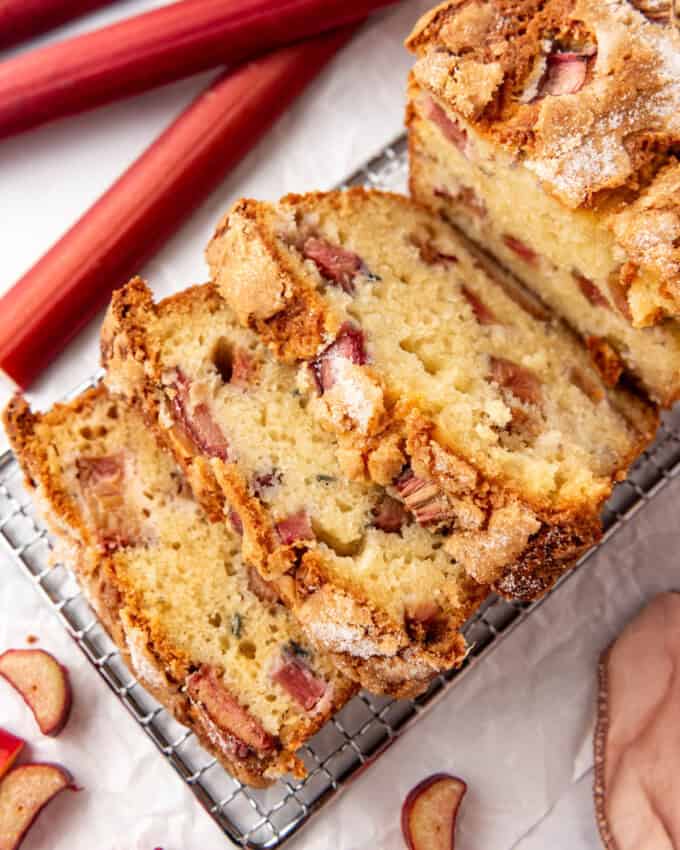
[404,0,680,325]
[3,386,356,786]
[206,188,657,601]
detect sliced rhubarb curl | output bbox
[271,646,327,711]
[311,323,368,393]
[395,468,453,525]
[540,49,594,97]
[594,593,680,850]
[423,96,469,157]
[303,236,367,294]
[187,665,275,757]
[489,356,543,406]
[372,495,409,533]
[573,272,610,309]
[461,286,498,325]
[171,371,229,460]
[502,234,539,267]
[402,773,467,850]
[276,510,315,545]
[76,453,136,550]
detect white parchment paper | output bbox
[1,3,678,848]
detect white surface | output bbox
[0,3,677,849]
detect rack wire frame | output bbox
[2,135,680,849]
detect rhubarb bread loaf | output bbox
[3,386,356,785]
[102,279,488,698]
[206,188,658,600]
[406,0,680,405]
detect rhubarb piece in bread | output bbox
[102,280,487,698]
[3,386,355,786]
[206,189,658,600]
[405,0,680,403]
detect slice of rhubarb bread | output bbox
[3,386,356,786]
[405,0,680,400]
[101,280,488,698]
[206,188,659,601]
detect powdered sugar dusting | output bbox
[328,358,376,433]
[524,2,680,206]
[124,623,166,690]
[307,621,382,659]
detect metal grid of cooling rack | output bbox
[2,137,680,849]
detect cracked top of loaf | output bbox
[406,0,680,291]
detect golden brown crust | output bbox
[405,0,680,322]
[102,277,484,698]
[206,188,657,601]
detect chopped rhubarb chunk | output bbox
[303,236,368,294]
[271,646,327,711]
[252,469,282,497]
[573,272,610,309]
[76,453,136,550]
[311,323,368,393]
[489,357,543,406]
[423,96,469,156]
[461,286,498,325]
[502,235,539,266]
[541,51,590,97]
[230,347,258,389]
[187,666,274,756]
[247,566,280,605]
[395,468,453,526]
[228,508,243,536]
[372,495,409,533]
[276,510,315,545]
[608,267,635,322]
[171,371,229,460]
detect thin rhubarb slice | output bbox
[489,357,543,406]
[303,237,365,294]
[0,0,396,140]
[311,324,368,393]
[276,511,315,545]
[402,773,467,850]
[171,372,229,461]
[270,646,327,710]
[0,27,361,390]
[422,96,469,156]
[187,666,275,757]
[461,286,498,325]
[502,235,539,266]
[0,764,73,850]
[77,453,136,550]
[0,650,72,737]
[372,495,409,533]
[595,593,680,850]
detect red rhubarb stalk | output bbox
[0,27,359,389]
[0,0,119,50]
[0,0,396,139]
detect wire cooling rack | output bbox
[3,135,680,849]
